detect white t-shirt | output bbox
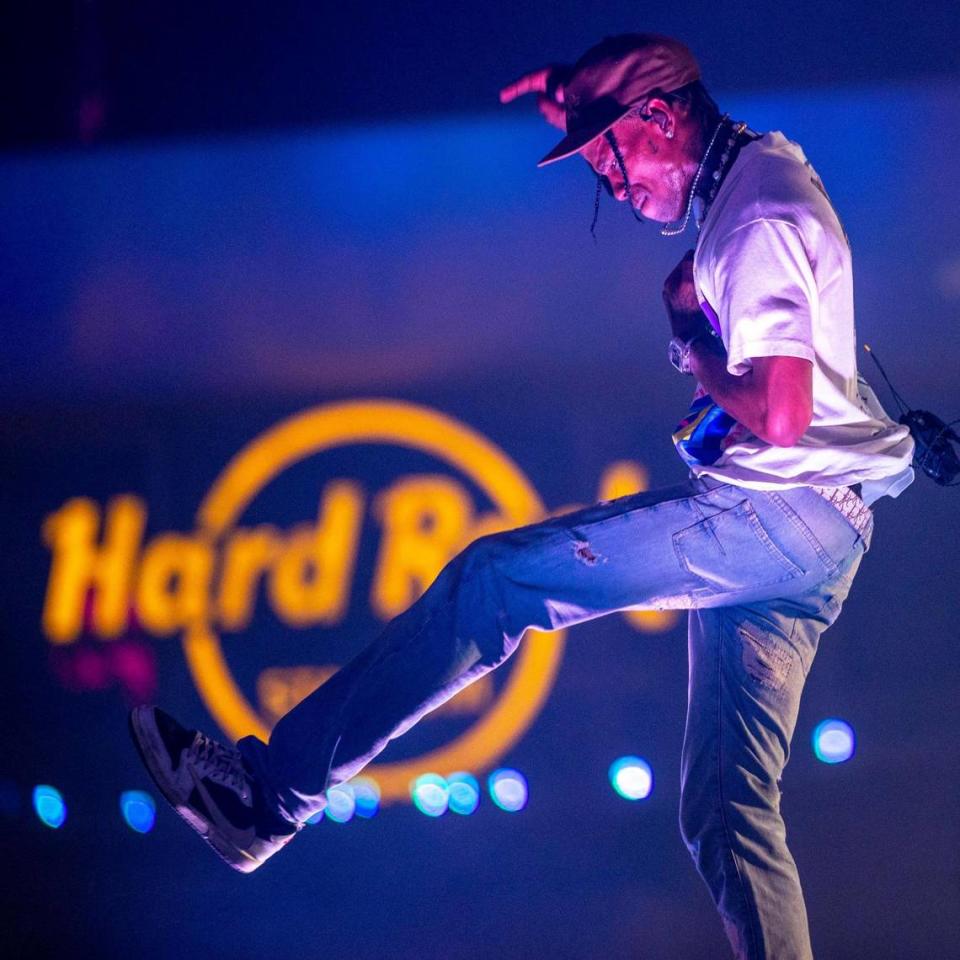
[673,131,914,504]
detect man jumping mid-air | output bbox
[130,34,914,960]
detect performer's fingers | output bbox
[536,95,567,132]
[499,67,553,104]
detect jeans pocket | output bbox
[673,499,807,596]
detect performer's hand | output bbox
[499,65,570,132]
[662,249,709,341]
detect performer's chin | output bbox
[630,191,647,213]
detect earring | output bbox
[666,129,674,140]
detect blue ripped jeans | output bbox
[239,474,870,960]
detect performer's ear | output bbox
[644,97,677,140]
[643,98,674,138]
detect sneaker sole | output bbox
[128,706,262,874]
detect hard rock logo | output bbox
[41,399,675,802]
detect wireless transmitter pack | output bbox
[864,344,960,487]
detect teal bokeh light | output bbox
[488,768,527,812]
[411,773,450,817]
[33,785,67,829]
[119,790,156,834]
[813,719,856,764]
[351,777,381,819]
[324,783,357,823]
[447,772,480,815]
[609,756,654,801]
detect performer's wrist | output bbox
[669,327,721,375]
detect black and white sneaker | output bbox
[129,705,300,874]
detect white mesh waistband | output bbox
[809,485,873,540]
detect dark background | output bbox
[4,1,960,150]
[2,4,960,959]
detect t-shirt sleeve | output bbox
[710,217,818,377]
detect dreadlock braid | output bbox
[590,174,603,240]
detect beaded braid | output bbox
[589,127,646,238]
[590,174,603,240]
[606,129,645,226]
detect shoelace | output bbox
[192,734,249,794]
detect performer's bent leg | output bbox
[239,479,859,825]
[238,480,694,822]
[679,541,865,960]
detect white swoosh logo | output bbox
[188,767,258,852]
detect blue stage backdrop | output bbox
[1,82,959,959]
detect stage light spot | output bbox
[609,756,654,800]
[120,790,156,834]
[351,777,381,819]
[447,772,480,815]
[488,768,527,812]
[813,719,856,764]
[411,773,449,817]
[324,783,356,823]
[306,810,324,825]
[33,785,66,829]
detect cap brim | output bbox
[536,104,632,167]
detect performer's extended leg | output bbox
[238,478,862,825]
[679,541,866,960]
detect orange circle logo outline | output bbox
[182,398,566,803]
